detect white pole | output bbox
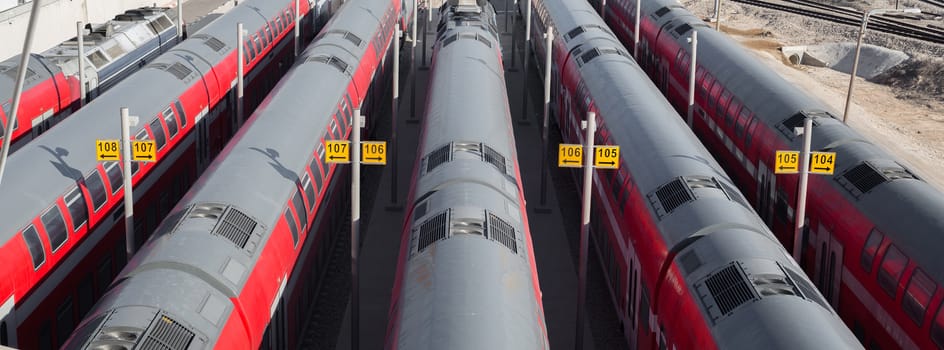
[77,21,86,107]
[687,30,697,127]
[633,0,640,57]
[351,109,363,350]
[539,28,554,206]
[177,0,184,39]
[120,107,135,261]
[0,0,42,186]
[391,28,401,204]
[715,0,722,31]
[510,0,518,69]
[519,0,531,123]
[793,118,813,263]
[843,12,869,123]
[294,0,300,57]
[421,6,428,68]
[237,23,245,126]
[575,112,596,350]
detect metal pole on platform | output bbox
[410,0,418,119]
[539,28,554,206]
[687,30,697,127]
[237,23,245,126]
[575,112,596,350]
[120,107,136,261]
[351,109,363,350]
[421,8,428,68]
[519,0,531,123]
[0,0,42,186]
[633,0,640,57]
[504,0,511,33]
[77,21,86,107]
[177,0,184,39]
[391,28,401,204]
[295,0,300,57]
[793,118,812,263]
[510,0,518,69]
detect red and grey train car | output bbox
[385,0,548,348]
[0,0,326,348]
[520,0,862,347]
[0,7,178,152]
[60,0,404,347]
[594,0,944,348]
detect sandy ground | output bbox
[680,0,944,190]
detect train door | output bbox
[814,225,843,307]
[625,259,639,346]
[30,109,53,138]
[195,112,210,172]
[1,296,15,347]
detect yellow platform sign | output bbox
[325,140,350,164]
[96,140,120,161]
[810,151,836,175]
[775,150,800,174]
[132,140,156,162]
[594,146,620,169]
[361,141,386,165]
[558,144,582,168]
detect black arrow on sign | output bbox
[136,155,154,160]
[100,155,117,159]
[365,157,383,161]
[779,165,796,170]
[562,159,580,164]
[814,167,830,171]
[329,155,347,160]
[597,161,616,166]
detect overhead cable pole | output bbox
[633,0,640,57]
[687,30,697,127]
[295,0,300,57]
[177,0,184,39]
[351,109,364,350]
[410,0,418,119]
[237,23,245,126]
[574,112,596,350]
[120,107,136,261]
[77,21,87,107]
[519,0,531,124]
[0,0,43,186]
[539,28,554,206]
[793,118,813,263]
[390,28,401,205]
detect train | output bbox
[592,0,944,348]
[384,0,549,348]
[60,0,405,347]
[518,0,863,347]
[0,6,178,152]
[0,0,330,348]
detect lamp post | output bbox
[842,7,920,123]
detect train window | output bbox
[132,129,149,175]
[309,158,323,193]
[85,170,108,212]
[253,35,263,54]
[726,100,740,127]
[708,83,722,111]
[23,225,44,269]
[104,161,122,195]
[932,303,944,349]
[878,244,908,298]
[301,174,316,210]
[149,118,167,150]
[735,108,750,138]
[861,229,884,273]
[56,297,73,346]
[275,17,283,33]
[1,320,6,346]
[291,190,307,233]
[105,43,125,60]
[284,210,299,246]
[163,107,178,138]
[94,255,112,298]
[38,321,51,350]
[246,39,256,61]
[175,101,187,128]
[42,205,68,253]
[87,51,109,69]
[77,276,94,317]
[903,268,936,325]
[64,187,87,232]
[717,90,732,117]
[264,26,273,45]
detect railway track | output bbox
[733,0,944,44]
